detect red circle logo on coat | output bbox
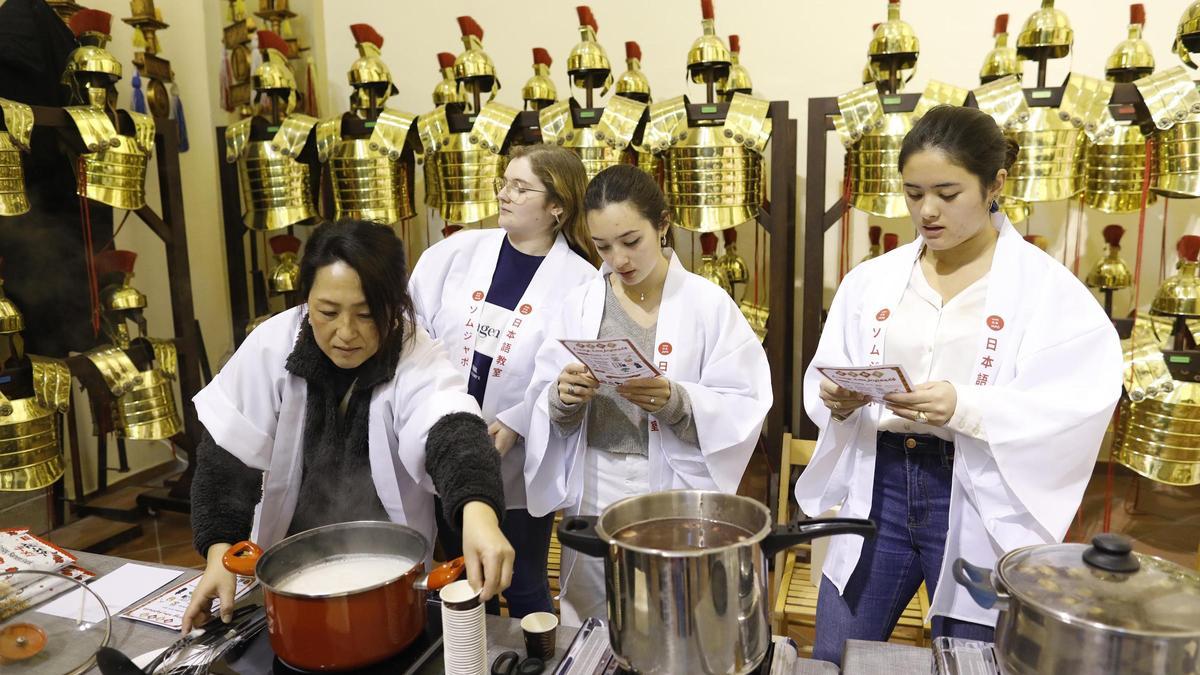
[472,290,484,301]
[876,308,890,321]
[987,315,1005,331]
[658,342,673,355]
[519,304,532,315]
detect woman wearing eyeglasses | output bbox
[409,144,599,617]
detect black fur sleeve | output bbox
[190,430,263,556]
[425,412,505,532]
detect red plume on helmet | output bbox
[625,41,642,61]
[350,24,383,49]
[532,48,552,67]
[994,14,1009,36]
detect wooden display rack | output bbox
[24,105,204,518]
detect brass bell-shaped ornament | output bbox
[697,232,733,296]
[267,234,302,294]
[1107,4,1154,82]
[454,16,498,99]
[687,0,732,84]
[522,48,557,111]
[869,0,919,76]
[568,6,612,93]
[980,14,1022,83]
[1086,224,1133,291]
[1151,235,1200,317]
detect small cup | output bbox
[439,579,482,611]
[520,612,559,660]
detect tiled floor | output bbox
[105,509,205,569]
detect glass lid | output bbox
[0,570,111,675]
[997,534,1200,635]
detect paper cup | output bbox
[520,611,559,660]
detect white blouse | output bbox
[876,260,988,442]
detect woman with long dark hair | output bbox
[521,164,772,625]
[183,219,514,631]
[795,105,1121,664]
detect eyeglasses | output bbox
[493,177,547,205]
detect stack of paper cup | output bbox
[440,580,487,674]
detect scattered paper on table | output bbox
[559,338,661,386]
[37,563,184,623]
[120,572,256,630]
[816,364,914,400]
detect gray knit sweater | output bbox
[549,280,699,452]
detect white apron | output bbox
[410,228,598,508]
[794,214,1122,625]
[193,307,481,556]
[523,252,773,606]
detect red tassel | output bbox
[76,157,101,336]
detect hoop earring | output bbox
[660,235,667,247]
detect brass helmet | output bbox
[1106,4,1154,83]
[522,48,557,110]
[720,228,750,285]
[869,0,919,73]
[687,0,732,84]
[862,23,881,85]
[1175,0,1200,59]
[268,234,302,293]
[615,41,652,102]
[981,14,1022,83]
[348,23,398,98]
[253,30,298,116]
[95,250,147,312]
[1086,224,1133,290]
[1151,235,1200,316]
[720,35,753,98]
[63,9,121,109]
[433,52,463,106]
[454,16,498,95]
[697,233,733,295]
[1016,0,1074,62]
[568,6,613,92]
[0,258,24,335]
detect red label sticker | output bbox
[876,308,890,321]
[519,304,532,315]
[987,315,1004,331]
[658,342,672,355]
[472,290,485,301]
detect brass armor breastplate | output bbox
[226,116,318,231]
[67,107,155,210]
[317,110,417,225]
[420,102,518,225]
[86,341,182,441]
[0,357,71,491]
[539,96,648,181]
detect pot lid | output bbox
[0,570,112,674]
[997,534,1200,635]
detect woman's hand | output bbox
[617,377,671,413]
[488,420,519,457]
[819,378,870,417]
[557,363,598,406]
[181,543,237,633]
[460,501,515,601]
[884,381,957,426]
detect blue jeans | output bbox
[813,432,995,666]
[434,499,555,618]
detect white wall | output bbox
[318,0,1200,317]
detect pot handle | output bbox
[222,541,263,577]
[759,518,876,558]
[427,556,466,592]
[952,558,1009,611]
[557,516,608,558]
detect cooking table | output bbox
[66,550,929,674]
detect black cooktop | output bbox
[209,628,443,675]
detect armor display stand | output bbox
[26,105,203,514]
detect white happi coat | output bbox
[794,214,1122,625]
[409,228,599,508]
[522,251,773,519]
[192,307,480,554]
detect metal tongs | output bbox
[143,604,266,674]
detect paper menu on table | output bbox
[816,364,914,400]
[0,528,77,572]
[559,338,662,386]
[120,573,256,630]
[37,563,184,623]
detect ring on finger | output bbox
[916,410,928,423]
[832,400,840,410]
[568,385,576,396]
[650,397,656,405]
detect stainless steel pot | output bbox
[954,533,1200,675]
[557,490,875,675]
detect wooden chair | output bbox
[771,433,931,647]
